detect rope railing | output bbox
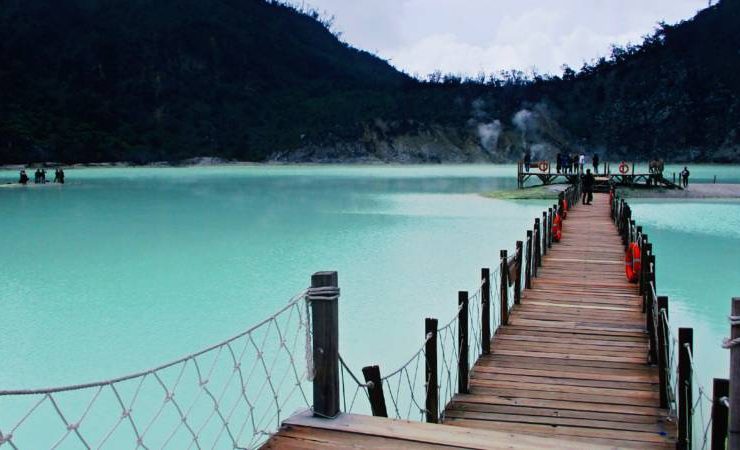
[302,183,579,430]
[0,289,313,450]
[613,191,740,450]
[333,184,575,426]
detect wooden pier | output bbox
[443,193,676,448]
[265,187,734,449]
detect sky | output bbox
[296,0,711,78]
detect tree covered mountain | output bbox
[1,0,738,164]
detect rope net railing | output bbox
[0,289,313,450]
[336,262,512,423]
[684,345,715,450]
[625,190,729,449]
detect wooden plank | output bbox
[444,418,676,447]
[276,411,611,449]
[469,379,660,401]
[448,400,667,424]
[444,409,668,434]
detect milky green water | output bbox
[0,165,552,391]
[0,164,738,447]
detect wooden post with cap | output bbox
[425,318,438,423]
[309,271,340,418]
[458,291,469,394]
[500,250,509,326]
[678,328,693,450]
[481,268,491,355]
[514,240,523,304]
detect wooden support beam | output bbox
[500,250,509,326]
[514,241,523,305]
[678,327,693,450]
[481,268,491,355]
[657,296,669,409]
[712,378,730,450]
[458,291,469,395]
[542,212,548,256]
[525,231,533,289]
[425,318,438,424]
[310,271,340,418]
[362,365,388,418]
[534,219,541,270]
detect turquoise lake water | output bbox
[0,164,738,446]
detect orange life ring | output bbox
[552,213,562,242]
[619,162,629,174]
[624,242,641,283]
[538,161,549,172]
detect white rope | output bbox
[722,315,740,348]
[0,288,313,450]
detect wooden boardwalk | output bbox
[267,192,676,449]
[444,193,676,448]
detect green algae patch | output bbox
[482,185,567,200]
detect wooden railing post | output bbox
[650,253,657,293]
[425,318,438,423]
[481,268,491,355]
[309,271,340,418]
[712,378,730,450]
[678,327,694,450]
[657,296,669,409]
[500,250,509,326]
[458,291,469,394]
[534,219,541,269]
[514,241,523,305]
[640,236,649,299]
[362,365,388,418]
[729,298,740,449]
[542,211,548,256]
[525,231,533,288]
[647,273,657,364]
[547,208,553,248]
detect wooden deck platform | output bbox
[266,193,676,449]
[444,193,676,448]
[264,410,616,449]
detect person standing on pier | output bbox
[578,153,585,173]
[582,169,595,205]
[19,169,29,185]
[592,153,600,175]
[681,166,690,188]
[555,152,562,173]
[523,150,531,172]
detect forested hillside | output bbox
[1,0,738,164]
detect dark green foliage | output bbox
[0,0,409,163]
[0,0,738,163]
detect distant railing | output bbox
[612,193,738,450]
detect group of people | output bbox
[555,152,600,175]
[648,159,665,175]
[18,168,65,185]
[523,151,601,175]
